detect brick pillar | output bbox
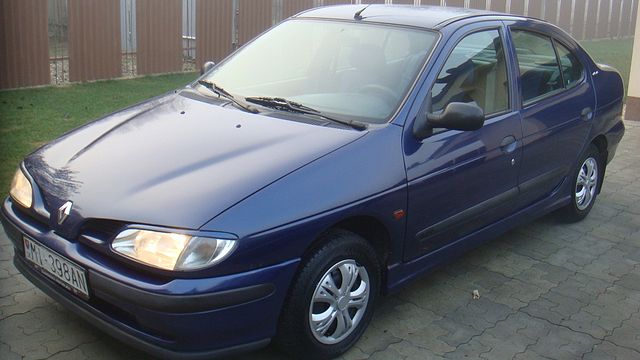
[627,0,640,120]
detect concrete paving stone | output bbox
[507,234,566,262]
[365,346,405,360]
[0,288,49,321]
[478,251,540,279]
[387,340,447,360]
[340,346,370,360]
[581,248,638,282]
[511,314,552,343]
[552,273,613,303]
[591,221,638,242]
[618,244,640,262]
[0,273,33,298]
[477,332,535,360]
[474,313,551,358]
[562,309,611,339]
[607,210,640,228]
[615,272,640,291]
[606,311,640,350]
[401,326,457,354]
[0,244,15,261]
[348,326,402,356]
[46,347,90,360]
[588,203,623,219]
[527,322,598,360]
[397,280,471,316]
[544,246,594,272]
[562,233,615,257]
[432,316,482,348]
[583,340,640,360]
[527,261,574,285]
[0,341,22,360]
[512,351,554,360]
[513,264,567,291]
[0,261,20,279]
[442,338,492,360]
[521,294,578,326]
[445,266,514,296]
[371,301,442,338]
[366,300,456,355]
[445,297,513,332]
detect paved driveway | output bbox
[1,121,639,360]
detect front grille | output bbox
[10,201,49,231]
[77,219,126,254]
[80,219,126,241]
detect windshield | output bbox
[203,19,438,124]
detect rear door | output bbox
[403,22,522,260]
[507,23,596,207]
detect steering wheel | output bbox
[359,84,398,107]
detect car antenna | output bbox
[354,4,371,20]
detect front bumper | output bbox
[1,198,300,359]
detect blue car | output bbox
[2,5,625,359]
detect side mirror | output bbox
[200,61,215,75]
[413,102,485,140]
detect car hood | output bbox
[24,91,366,236]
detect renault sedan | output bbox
[1,5,625,360]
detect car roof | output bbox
[294,4,523,29]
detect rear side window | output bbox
[555,42,583,88]
[511,30,563,104]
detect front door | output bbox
[403,24,522,260]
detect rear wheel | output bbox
[276,230,380,359]
[559,144,602,222]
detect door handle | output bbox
[581,107,593,121]
[500,135,517,153]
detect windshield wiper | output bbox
[197,80,258,114]
[245,96,367,131]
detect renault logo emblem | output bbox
[58,201,73,225]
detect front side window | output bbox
[511,30,564,104]
[203,19,438,124]
[430,29,509,116]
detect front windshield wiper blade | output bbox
[245,96,367,131]
[197,80,259,114]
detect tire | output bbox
[558,144,603,222]
[275,230,381,360]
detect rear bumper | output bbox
[2,198,300,359]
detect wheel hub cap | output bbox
[337,296,349,311]
[575,157,598,211]
[309,259,370,345]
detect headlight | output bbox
[9,168,33,208]
[112,229,237,271]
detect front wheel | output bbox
[559,144,603,222]
[275,230,380,359]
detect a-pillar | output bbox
[626,0,640,120]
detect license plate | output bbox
[23,236,90,300]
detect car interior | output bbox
[431,34,509,116]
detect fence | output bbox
[1,0,638,89]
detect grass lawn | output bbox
[0,73,197,192]
[0,37,635,193]
[580,37,634,92]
